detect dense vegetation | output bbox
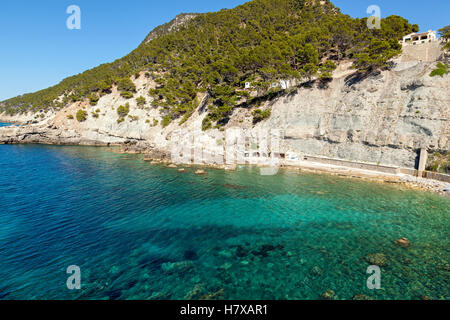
[76,109,87,122]
[426,151,450,174]
[117,103,130,123]
[430,62,449,77]
[252,108,272,124]
[439,25,450,51]
[1,0,418,129]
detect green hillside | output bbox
[0,0,418,129]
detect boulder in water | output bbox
[310,266,323,276]
[395,238,411,247]
[365,253,389,266]
[184,250,198,260]
[161,261,195,274]
[185,283,204,300]
[200,288,224,300]
[353,294,374,300]
[321,290,336,300]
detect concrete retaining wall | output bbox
[303,155,400,174]
[399,168,450,183]
[400,41,443,62]
[424,171,450,183]
[399,168,417,176]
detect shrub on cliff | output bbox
[161,115,172,128]
[120,91,134,99]
[430,63,449,77]
[117,78,136,93]
[136,96,146,106]
[319,61,337,80]
[117,103,130,117]
[88,93,99,106]
[438,25,450,51]
[76,109,87,122]
[252,108,271,124]
[352,38,401,72]
[426,151,450,174]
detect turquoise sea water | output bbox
[0,122,19,128]
[0,145,448,300]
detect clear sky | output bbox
[0,0,448,101]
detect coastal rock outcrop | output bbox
[1,58,449,172]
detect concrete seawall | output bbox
[302,155,400,174]
[424,171,450,183]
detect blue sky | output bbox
[0,0,448,101]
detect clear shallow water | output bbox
[0,145,448,300]
[0,122,19,127]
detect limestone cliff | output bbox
[1,45,449,170]
[141,13,200,44]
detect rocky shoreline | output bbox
[133,143,450,196]
[1,121,449,197]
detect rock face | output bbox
[142,13,200,44]
[1,55,449,170]
[255,60,449,168]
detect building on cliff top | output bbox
[401,30,437,45]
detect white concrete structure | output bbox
[402,30,437,45]
[280,80,290,90]
[271,79,293,90]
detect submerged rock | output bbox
[167,163,177,168]
[178,168,185,172]
[218,250,232,259]
[195,169,207,175]
[235,245,247,258]
[252,244,284,258]
[310,266,323,276]
[200,288,224,300]
[184,250,198,260]
[185,283,204,300]
[161,260,195,274]
[321,289,336,300]
[106,288,122,300]
[395,238,411,247]
[148,291,170,300]
[219,262,233,270]
[108,265,121,276]
[353,294,374,300]
[223,183,247,190]
[365,253,389,267]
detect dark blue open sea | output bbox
[0,144,448,300]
